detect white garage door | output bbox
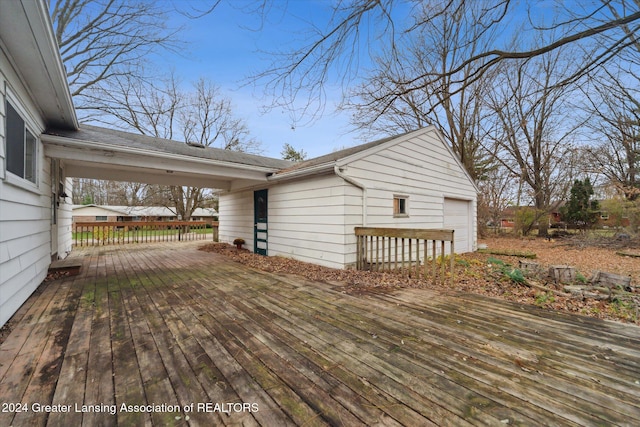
[444,198,472,253]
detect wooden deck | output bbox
[1,242,639,426]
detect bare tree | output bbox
[477,164,520,235]
[94,74,259,220]
[585,80,640,200]
[345,0,501,180]
[582,28,640,200]
[254,0,640,119]
[485,47,584,236]
[50,0,219,118]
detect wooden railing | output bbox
[355,227,455,284]
[73,221,219,247]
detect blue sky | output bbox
[159,1,362,159]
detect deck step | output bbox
[48,259,82,276]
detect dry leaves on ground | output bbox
[480,235,640,284]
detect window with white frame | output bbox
[393,195,409,217]
[6,100,37,183]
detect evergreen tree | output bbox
[281,143,307,161]
[561,178,599,230]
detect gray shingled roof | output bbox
[45,124,424,179]
[45,125,294,170]
[275,132,407,174]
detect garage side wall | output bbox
[342,129,477,264]
[218,190,255,249]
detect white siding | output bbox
[268,175,350,269]
[219,175,355,270]
[0,47,52,327]
[342,129,477,259]
[218,190,255,248]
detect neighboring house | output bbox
[498,206,560,230]
[71,204,218,223]
[0,1,78,327]
[0,0,478,328]
[596,210,630,228]
[218,127,478,269]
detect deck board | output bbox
[0,241,639,426]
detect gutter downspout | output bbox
[334,164,367,226]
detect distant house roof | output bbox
[72,204,217,217]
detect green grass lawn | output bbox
[73,227,213,241]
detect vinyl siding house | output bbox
[218,127,478,270]
[0,0,478,328]
[0,0,291,327]
[0,1,78,327]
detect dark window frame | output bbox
[393,195,409,217]
[5,100,37,184]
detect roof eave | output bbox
[42,133,280,175]
[268,161,336,182]
[0,0,78,129]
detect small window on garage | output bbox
[95,216,107,221]
[393,195,409,217]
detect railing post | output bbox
[375,236,379,271]
[408,239,412,277]
[441,240,445,281]
[423,240,428,278]
[432,240,436,280]
[450,233,455,286]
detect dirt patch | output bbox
[200,239,639,325]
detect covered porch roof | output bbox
[42,125,294,191]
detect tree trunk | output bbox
[548,266,576,284]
